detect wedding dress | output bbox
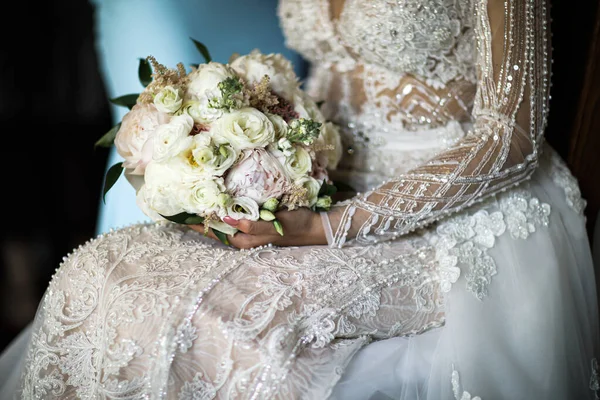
[5,0,599,398]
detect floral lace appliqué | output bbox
[431,189,550,300]
[452,364,482,400]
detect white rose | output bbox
[225,148,290,204]
[191,135,239,176]
[179,176,226,216]
[226,196,260,221]
[114,104,170,175]
[230,50,299,100]
[212,108,275,151]
[296,176,321,207]
[154,85,183,113]
[266,113,288,140]
[179,98,223,125]
[283,145,312,180]
[186,62,237,100]
[315,121,343,170]
[152,114,194,162]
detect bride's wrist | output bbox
[309,212,328,245]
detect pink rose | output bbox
[114,104,170,175]
[225,148,291,204]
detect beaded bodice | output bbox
[279,0,477,85]
[278,0,551,247]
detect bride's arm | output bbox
[323,0,552,247]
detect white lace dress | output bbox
[5,0,599,399]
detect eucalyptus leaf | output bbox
[190,37,212,63]
[110,94,139,110]
[95,122,121,149]
[138,58,152,87]
[160,212,205,225]
[102,162,124,203]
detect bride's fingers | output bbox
[188,224,219,241]
[230,218,278,236]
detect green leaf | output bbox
[138,58,152,87]
[95,122,121,149]
[102,162,124,203]
[190,37,212,63]
[160,212,230,245]
[318,180,338,197]
[160,212,205,225]
[212,229,230,246]
[332,180,356,193]
[110,94,139,110]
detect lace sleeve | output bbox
[325,0,551,247]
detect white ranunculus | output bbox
[315,121,343,170]
[226,196,260,221]
[114,104,170,175]
[179,176,226,216]
[230,50,299,100]
[293,92,326,123]
[225,148,290,204]
[154,85,183,113]
[152,114,194,162]
[186,62,237,100]
[179,98,223,125]
[295,176,321,207]
[283,145,312,180]
[191,135,239,176]
[212,108,275,151]
[266,113,288,140]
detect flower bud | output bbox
[273,220,284,236]
[259,210,276,221]
[316,195,332,210]
[262,198,280,212]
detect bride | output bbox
[7,0,600,398]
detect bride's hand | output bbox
[189,208,327,249]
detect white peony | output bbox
[114,104,170,175]
[225,148,290,204]
[152,114,194,162]
[154,85,183,113]
[187,62,237,100]
[226,196,260,221]
[136,182,184,220]
[295,176,321,207]
[283,145,312,180]
[212,108,275,151]
[230,50,299,100]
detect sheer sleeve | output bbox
[324,0,552,247]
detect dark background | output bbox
[0,0,598,353]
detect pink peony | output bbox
[225,148,291,204]
[114,104,170,175]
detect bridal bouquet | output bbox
[96,39,342,244]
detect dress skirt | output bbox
[3,145,599,399]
